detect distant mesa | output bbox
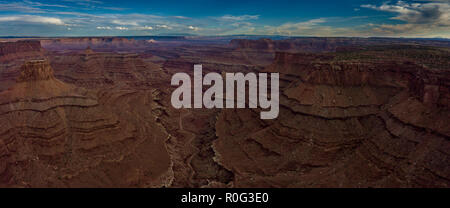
[40,37,146,51]
[0,40,44,61]
[230,37,450,52]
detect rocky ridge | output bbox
[0,60,172,187]
[212,48,450,187]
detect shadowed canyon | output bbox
[0,37,448,187]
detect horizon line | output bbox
[1,35,449,40]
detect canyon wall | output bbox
[230,37,450,52]
[41,37,150,51]
[0,40,43,61]
[0,39,448,187]
[0,60,172,187]
[212,48,450,187]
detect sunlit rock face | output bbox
[16,60,55,82]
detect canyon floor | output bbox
[0,37,449,187]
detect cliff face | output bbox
[0,41,46,91]
[16,60,55,82]
[0,38,448,188]
[230,38,370,52]
[0,40,43,61]
[0,60,172,187]
[230,37,450,53]
[212,48,450,187]
[47,50,168,89]
[41,37,148,51]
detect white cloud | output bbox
[111,19,139,26]
[361,0,450,37]
[0,15,65,25]
[135,26,153,30]
[172,16,189,19]
[156,24,172,29]
[220,15,260,21]
[114,26,128,30]
[361,1,449,25]
[96,26,112,30]
[0,1,447,38]
[188,25,199,31]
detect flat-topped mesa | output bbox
[0,40,44,61]
[0,40,42,57]
[16,60,55,82]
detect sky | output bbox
[0,0,449,38]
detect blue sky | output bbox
[0,0,449,37]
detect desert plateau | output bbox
[0,36,448,188]
[0,0,449,189]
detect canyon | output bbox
[170,65,280,119]
[0,37,448,187]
